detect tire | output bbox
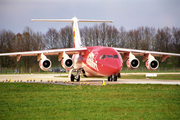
[114,75,117,81]
[117,73,121,78]
[108,76,111,81]
[71,74,74,82]
[76,75,80,82]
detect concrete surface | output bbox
[0,73,180,85]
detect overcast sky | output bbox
[0,0,180,34]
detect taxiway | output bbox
[0,73,180,85]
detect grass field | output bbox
[58,73,180,80]
[121,74,180,80]
[0,83,180,120]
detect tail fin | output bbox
[31,17,113,48]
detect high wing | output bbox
[114,47,180,62]
[0,47,87,61]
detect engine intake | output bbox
[39,58,52,71]
[61,58,73,70]
[126,58,140,69]
[146,59,159,71]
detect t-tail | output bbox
[31,17,113,48]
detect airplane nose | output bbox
[100,62,122,76]
[108,65,121,74]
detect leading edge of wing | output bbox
[114,47,180,57]
[0,47,87,57]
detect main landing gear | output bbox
[70,69,82,82]
[108,73,121,82]
[70,74,80,82]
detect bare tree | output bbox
[59,26,73,48]
[119,26,127,48]
[138,26,156,50]
[149,27,156,51]
[155,29,165,52]
[81,26,90,46]
[171,27,180,53]
[93,24,100,46]
[162,27,171,52]
[171,27,180,66]
[99,23,108,46]
[32,32,45,50]
[106,25,119,47]
[22,27,35,72]
[126,29,140,49]
[0,30,15,71]
[44,28,59,49]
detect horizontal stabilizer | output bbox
[78,19,113,23]
[31,19,73,22]
[31,17,113,48]
[31,19,113,23]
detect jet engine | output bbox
[146,59,159,71]
[144,54,159,71]
[61,58,73,70]
[126,58,140,69]
[39,58,52,71]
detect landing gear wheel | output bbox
[108,76,112,81]
[114,75,117,81]
[117,73,121,78]
[71,74,74,82]
[75,75,80,82]
[69,69,82,82]
[108,75,117,81]
[71,74,80,82]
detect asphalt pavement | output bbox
[0,73,180,85]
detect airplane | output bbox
[0,17,180,82]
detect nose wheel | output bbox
[108,75,117,81]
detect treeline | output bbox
[0,24,180,73]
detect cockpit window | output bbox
[99,55,103,59]
[114,55,119,58]
[99,54,106,59]
[107,55,113,58]
[102,55,106,59]
[100,54,120,59]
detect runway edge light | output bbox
[102,80,105,85]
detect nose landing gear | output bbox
[108,73,120,81]
[108,75,117,81]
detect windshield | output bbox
[107,55,113,58]
[99,54,119,59]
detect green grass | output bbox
[152,74,180,80]
[125,74,180,80]
[121,68,180,73]
[0,83,180,120]
[58,73,179,80]
[122,74,180,80]
[81,74,180,80]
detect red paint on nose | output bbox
[84,46,123,77]
[97,58,123,76]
